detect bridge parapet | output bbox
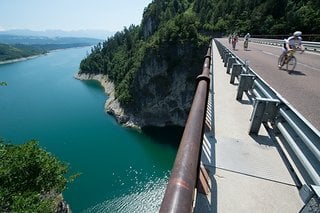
[160,39,319,212]
[160,45,212,213]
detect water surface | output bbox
[0,47,179,212]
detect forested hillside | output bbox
[80,0,208,106]
[194,0,320,35]
[0,43,46,62]
[79,0,319,126]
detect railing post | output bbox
[226,57,236,74]
[224,53,231,67]
[221,49,227,59]
[300,185,320,212]
[236,74,255,101]
[230,64,242,84]
[216,43,224,56]
[249,98,279,134]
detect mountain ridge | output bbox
[0,29,114,40]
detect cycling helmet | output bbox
[293,31,302,37]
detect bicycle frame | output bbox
[287,49,296,58]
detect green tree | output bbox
[0,139,75,212]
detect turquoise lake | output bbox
[0,47,182,212]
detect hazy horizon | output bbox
[0,0,152,34]
[0,29,115,39]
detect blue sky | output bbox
[0,0,153,32]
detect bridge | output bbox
[159,38,320,212]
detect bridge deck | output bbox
[194,41,304,212]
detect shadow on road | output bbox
[278,68,306,76]
[288,70,306,76]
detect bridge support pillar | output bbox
[230,64,242,84]
[226,57,236,74]
[236,74,255,101]
[249,98,279,134]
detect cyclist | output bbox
[232,33,238,50]
[244,33,250,50]
[278,31,304,68]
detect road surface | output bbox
[216,38,320,131]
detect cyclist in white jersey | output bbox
[244,33,250,41]
[278,31,304,68]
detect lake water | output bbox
[0,47,181,212]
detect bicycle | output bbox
[244,40,248,51]
[278,48,303,72]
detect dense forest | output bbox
[194,0,320,36]
[80,0,319,108]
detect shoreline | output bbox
[0,46,92,66]
[74,73,141,130]
[0,54,44,65]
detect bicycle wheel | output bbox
[286,56,297,71]
[244,41,248,50]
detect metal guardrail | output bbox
[160,39,319,212]
[248,38,320,52]
[214,38,320,200]
[160,45,211,213]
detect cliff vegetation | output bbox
[0,139,77,212]
[79,0,319,127]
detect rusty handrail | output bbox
[160,45,211,213]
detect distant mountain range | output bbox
[0,34,103,46]
[0,30,111,62]
[0,29,115,40]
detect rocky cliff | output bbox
[127,43,203,127]
[77,0,208,128]
[76,41,204,129]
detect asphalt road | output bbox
[216,38,320,131]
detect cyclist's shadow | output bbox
[280,69,306,76]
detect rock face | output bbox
[124,43,204,128]
[142,16,158,39]
[74,73,133,127]
[76,0,208,129]
[76,43,204,128]
[56,200,70,213]
[75,42,204,129]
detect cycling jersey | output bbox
[285,36,302,49]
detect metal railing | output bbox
[160,45,211,213]
[215,39,320,189]
[248,38,320,52]
[160,39,319,212]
